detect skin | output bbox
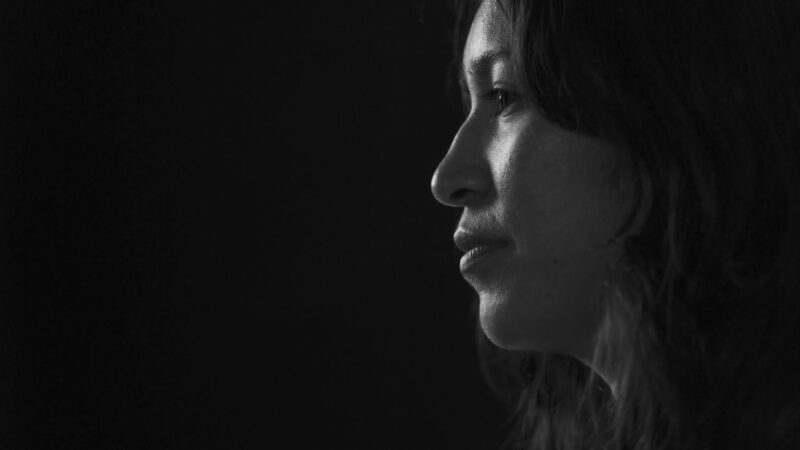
[430,0,648,372]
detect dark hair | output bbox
[448,0,800,448]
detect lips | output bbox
[454,229,509,273]
[453,230,508,254]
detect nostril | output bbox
[451,188,472,202]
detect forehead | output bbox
[463,0,511,67]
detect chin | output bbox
[477,293,536,351]
[477,291,596,357]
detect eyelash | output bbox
[484,87,520,117]
[459,86,521,118]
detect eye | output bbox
[485,87,520,117]
[459,84,471,118]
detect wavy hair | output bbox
[447,0,800,448]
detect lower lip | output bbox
[459,244,508,273]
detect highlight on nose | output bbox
[431,119,493,208]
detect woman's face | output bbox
[431,0,645,362]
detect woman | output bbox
[430,0,800,448]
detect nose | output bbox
[430,121,492,208]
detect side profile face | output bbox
[431,0,646,362]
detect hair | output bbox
[447,0,800,449]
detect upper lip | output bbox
[453,229,509,254]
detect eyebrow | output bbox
[460,48,511,90]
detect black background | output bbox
[2,1,507,448]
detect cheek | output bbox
[482,117,631,355]
[481,166,627,355]
[503,162,631,264]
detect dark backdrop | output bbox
[2,1,506,448]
